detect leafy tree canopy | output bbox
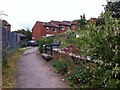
[13,28,32,40]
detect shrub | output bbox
[74,11,120,88]
[53,58,70,75]
[68,62,96,88]
[20,43,27,48]
[2,49,24,88]
[51,11,119,88]
[37,37,54,53]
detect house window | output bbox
[46,27,49,32]
[53,28,57,32]
[61,26,65,30]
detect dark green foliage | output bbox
[96,18,105,26]
[37,11,119,88]
[52,12,120,88]
[68,62,96,88]
[53,58,70,75]
[20,43,27,48]
[37,37,54,53]
[77,14,88,30]
[13,28,32,40]
[2,57,8,68]
[75,12,120,88]
[105,1,120,18]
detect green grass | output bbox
[2,48,25,88]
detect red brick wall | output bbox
[59,25,70,34]
[45,27,59,34]
[32,22,60,40]
[32,21,45,40]
[42,26,46,36]
[50,21,70,34]
[32,21,77,40]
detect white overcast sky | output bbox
[0,0,107,31]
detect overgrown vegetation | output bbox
[2,49,24,88]
[53,57,71,75]
[37,11,120,88]
[67,12,119,88]
[37,37,54,53]
[105,1,120,18]
[76,12,120,88]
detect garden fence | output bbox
[1,27,19,58]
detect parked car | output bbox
[27,40,38,46]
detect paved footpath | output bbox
[15,47,70,88]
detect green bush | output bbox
[2,57,8,68]
[74,12,120,88]
[68,62,96,88]
[53,11,119,88]
[20,43,27,48]
[37,37,54,53]
[53,58,70,75]
[51,11,119,88]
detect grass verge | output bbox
[2,48,25,88]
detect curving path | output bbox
[15,47,70,88]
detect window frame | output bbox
[46,27,49,32]
[61,26,65,30]
[53,28,57,32]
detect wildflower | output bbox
[86,66,89,69]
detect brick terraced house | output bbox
[63,20,77,30]
[32,20,77,40]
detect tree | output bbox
[77,14,87,30]
[105,1,120,18]
[13,28,32,40]
[76,11,120,88]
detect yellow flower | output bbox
[86,66,89,69]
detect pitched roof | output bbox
[2,20,11,26]
[38,21,59,28]
[63,20,77,25]
[50,21,71,26]
[17,33,26,38]
[71,20,78,25]
[63,21,71,24]
[44,22,59,27]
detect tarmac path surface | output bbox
[15,47,70,88]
